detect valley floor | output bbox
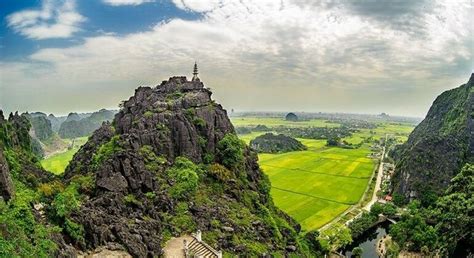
[41,136,88,174]
[234,117,413,232]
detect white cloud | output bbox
[6,0,85,40]
[1,0,472,116]
[172,0,221,12]
[102,0,153,6]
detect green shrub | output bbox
[167,157,199,199]
[0,182,59,257]
[144,111,154,118]
[202,153,214,164]
[193,117,206,127]
[216,134,245,170]
[70,174,95,193]
[38,180,65,198]
[92,135,122,168]
[171,202,196,234]
[139,145,166,172]
[53,184,81,218]
[145,191,156,199]
[123,194,142,206]
[184,108,195,119]
[208,163,233,182]
[65,218,84,243]
[167,91,184,100]
[198,136,207,148]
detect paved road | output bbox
[363,134,387,211]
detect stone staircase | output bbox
[185,230,222,258]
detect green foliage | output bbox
[53,183,81,217]
[390,211,438,251]
[216,134,245,170]
[193,117,206,127]
[352,246,363,257]
[208,163,233,182]
[144,191,156,199]
[167,91,184,100]
[70,174,95,193]
[38,180,65,198]
[144,110,154,118]
[202,153,214,164]
[318,223,352,252]
[326,137,340,146]
[167,157,199,199]
[385,239,400,257]
[170,202,196,234]
[0,182,59,257]
[392,192,407,206]
[198,136,207,148]
[348,212,377,238]
[64,218,84,243]
[92,135,122,169]
[123,194,142,206]
[139,145,166,172]
[431,164,473,253]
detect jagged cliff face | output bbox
[393,74,474,203]
[0,148,14,201]
[65,77,302,257]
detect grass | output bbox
[232,117,414,232]
[41,137,88,175]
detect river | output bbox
[342,221,390,258]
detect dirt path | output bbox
[163,235,193,258]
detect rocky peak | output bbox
[114,76,232,164]
[63,76,304,257]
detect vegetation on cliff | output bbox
[250,133,306,153]
[392,74,473,205]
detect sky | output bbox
[0,0,472,117]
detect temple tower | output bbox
[192,62,200,82]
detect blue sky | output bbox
[0,0,472,117]
[0,0,199,60]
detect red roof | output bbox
[384,195,393,201]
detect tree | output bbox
[352,247,363,257]
[432,164,473,253]
[326,137,340,146]
[167,157,200,199]
[319,223,352,252]
[216,134,245,169]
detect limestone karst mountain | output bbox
[58,109,116,138]
[392,73,474,204]
[62,76,315,256]
[250,133,307,153]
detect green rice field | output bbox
[41,137,88,175]
[233,117,414,232]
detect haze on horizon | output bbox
[0,0,472,118]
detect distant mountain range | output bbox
[58,109,116,138]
